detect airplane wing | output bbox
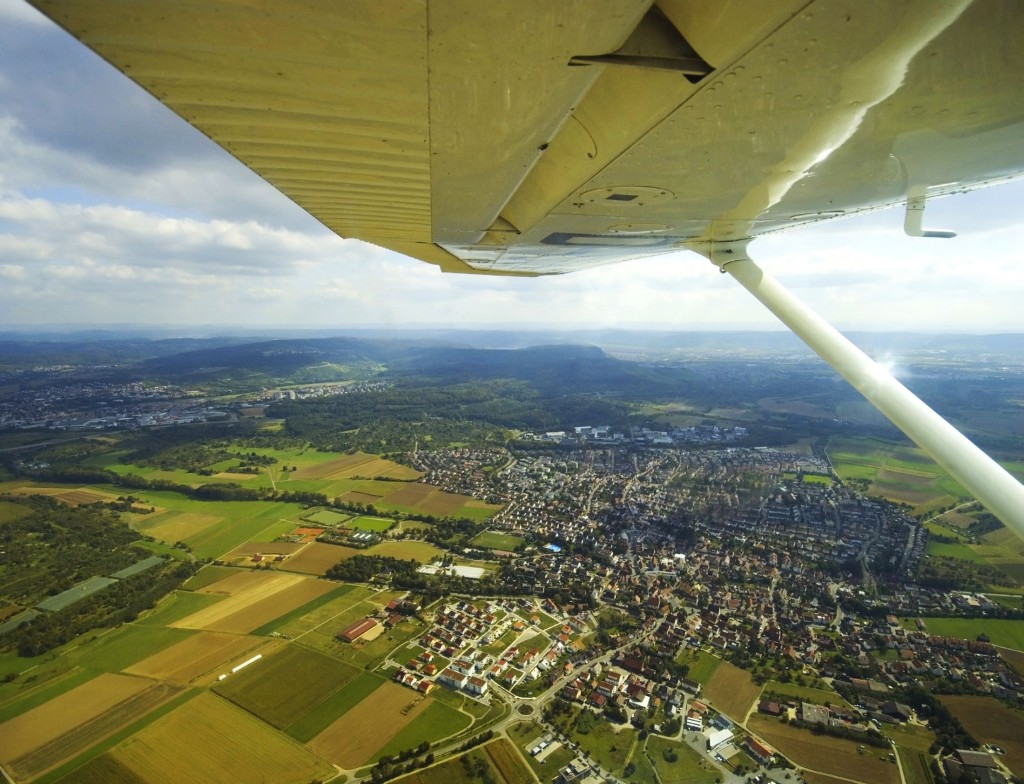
[27,0,1024,537]
[28,0,1024,275]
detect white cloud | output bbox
[0,1,1022,331]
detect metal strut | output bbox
[696,240,1024,540]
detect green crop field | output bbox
[646,736,717,784]
[135,590,224,627]
[916,617,1024,650]
[248,584,354,636]
[215,644,362,729]
[181,565,236,591]
[675,648,721,684]
[763,680,852,708]
[370,701,473,762]
[73,625,195,673]
[924,540,986,561]
[286,669,385,742]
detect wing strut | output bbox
[696,240,1024,538]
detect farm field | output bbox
[280,544,356,573]
[915,617,1024,650]
[181,565,236,591]
[309,681,433,767]
[135,590,224,628]
[288,451,421,481]
[827,436,964,513]
[370,700,473,762]
[124,631,266,684]
[271,583,379,639]
[5,485,120,506]
[703,660,761,721]
[213,644,361,729]
[392,749,491,784]
[748,715,900,784]
[111,691,332,784]
[286,670,384,742]
[0,673,179,782]
[940,695,1024,775]
[480,739,535,784]
[70,625,196,675]
[172,572,336,633]
[129,494,307,560]
[138,511,224,545]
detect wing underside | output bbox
[29,0,1024,274]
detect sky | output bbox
[2,0,1024,333]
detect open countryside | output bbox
[2,332,1024,784]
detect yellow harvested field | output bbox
[293,452,378,480]
[144,511,224,543]
[174,573,333,634]
[283,542,356,575]
[212,471,258,481]
[353,458,422,480]
[195,569,283,596]
[173,573,336,633]
[703,660,761,721]
[340,491,386,505]
[311,682,432,767]
[113,692,333,784]
[124,631,267,684]
[7,486,119,505]
[0,673,177,781]
[748,716,900,784]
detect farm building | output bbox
[336,618,378,643]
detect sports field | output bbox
[351,515,395,532]
[471,531,525,551]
